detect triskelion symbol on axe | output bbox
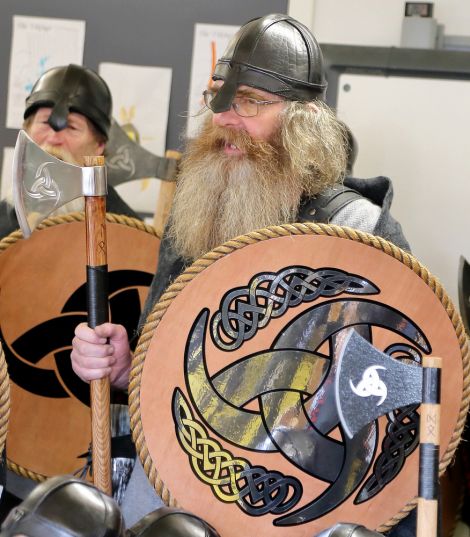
[13,129,112,494]
[335,328,442,537]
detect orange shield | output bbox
[131,224,469,536]
[0,214,160,481]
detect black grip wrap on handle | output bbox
[418,443,439,499]
[87,265,109,328]
[422,367,441,404]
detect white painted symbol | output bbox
[350,365,387,405]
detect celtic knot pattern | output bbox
[172,389,302,514]
[107,145,136,176]
[355,344,422,503]
[27,162,60,201]
[211,266,378,350]
[355,403,420,503]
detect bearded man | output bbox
[0,64,137,237]
[70,14,410,535]
[0,64,139,519]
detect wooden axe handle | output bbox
[417,355,442,537]
[84,155,111,495]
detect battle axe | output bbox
[335,329,442,537]
[13,129,112,494]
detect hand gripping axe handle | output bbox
[83,155,112,495]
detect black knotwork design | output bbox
[356,404,420,503]
[238,467,303,515]
[211,266,379,351]
[173,389,302,516]
[355,344,422,503]
[2,269,152,406]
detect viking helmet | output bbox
[210,13,327,113]
[24,64,112,139]
[0,475,124,537]
[126,507,221,537]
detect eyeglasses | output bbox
[203,90,283,118]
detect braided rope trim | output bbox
[0,342,10,467]
[0,212,158,482]
[130,222,470,527]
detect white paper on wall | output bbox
[99,62,172,155]
[6,15,85,129]
[186,23,239,138]
[99,62,173,216]
[1,148,14,201]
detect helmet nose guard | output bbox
[24,64,112,139]
[0,475,125,537]
[210,13,327,114]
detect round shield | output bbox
[130,223,469,536]
[0,213,160,481]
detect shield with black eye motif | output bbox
[131,224,469,537]
[0,214,159,480]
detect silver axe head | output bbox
[335,329,423,439]
[13,130,106,238]
[105,119,178,185]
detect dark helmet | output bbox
[0,475,125,537]
[24,64,112,139]
[315,523,385,536]
[126,507,221,537]
[210,13,327,114]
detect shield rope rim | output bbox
[0,342,10,467]
[0,212,159,482]
[129,222,470,533]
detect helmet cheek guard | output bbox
[210,13,327,114]
[24,64,112,140]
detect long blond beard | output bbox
[169,121,302,261]
[169,103,348,261]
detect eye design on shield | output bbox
[1,269,153,406]
[171,265,430,526]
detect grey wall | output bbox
[0,0,287,155]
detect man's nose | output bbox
[44,128,65,144]
[212,108,242,129]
